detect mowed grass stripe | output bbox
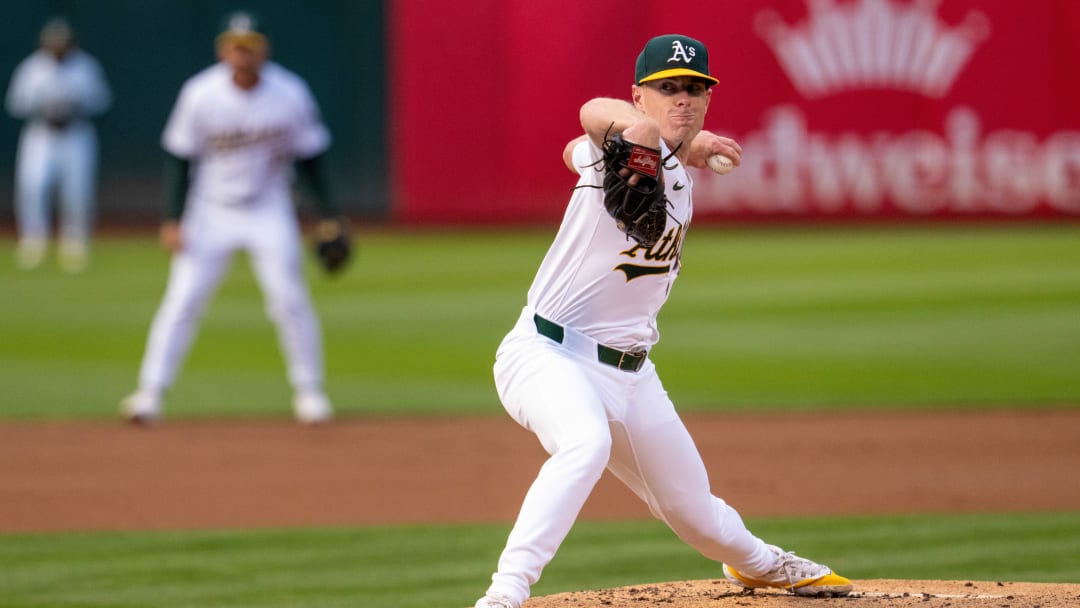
[1,225,1078,419]
[1,513,1078,607]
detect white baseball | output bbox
[707,154,735,175]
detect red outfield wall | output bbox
[389,0,1080,223]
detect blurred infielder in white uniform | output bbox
[472,35,852,608]
[122,12,347,425]
[6,17,111,272]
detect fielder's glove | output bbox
[601,132,669,248]
[314,218,352,274]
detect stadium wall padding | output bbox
[0,0,387,224]
[389,0,1080,223]
[2,1,1078,227]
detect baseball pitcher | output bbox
[471,35,852,608]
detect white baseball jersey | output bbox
[162,61,330,208]
[528,138,693,350]
[6,49,111,125]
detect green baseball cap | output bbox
[635,34,718,86]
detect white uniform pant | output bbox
[14,121,98,246]
[486,307,774,604]
[136,200,324,395]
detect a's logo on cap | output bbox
[667,40,697,64]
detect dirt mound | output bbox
[525,579,1080,607]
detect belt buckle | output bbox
[618,350,644,372]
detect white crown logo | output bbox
[756,0,989,98]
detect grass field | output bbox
[3,224,1079,606]
[2,514,1078,607]
[2,224,1079,419]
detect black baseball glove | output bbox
[601,132,669,248]
[314,218,351,274]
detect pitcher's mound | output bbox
[525,579,1080,607]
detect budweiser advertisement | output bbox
[390,0,1080,223]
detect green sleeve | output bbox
[294,153,340,218]
[162,153,191,220]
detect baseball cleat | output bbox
[473,592,520,608]
[723,544,852,597]
[59,240,88,274]
[16,238,47,270]
[293,391,333,425]
[121,390,163,425]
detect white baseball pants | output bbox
[136,199,324,396]
[484,307,774,604]
[14,122,98,247]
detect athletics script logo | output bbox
[667,40,697,64]
[615,224,686,281]
[696,0,1080,216]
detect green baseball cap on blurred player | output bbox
[216,10,269,52]
[635,34,719,86]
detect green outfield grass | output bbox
[3,226,1079,607]
[1,513,1077,607]
[2,224,1079,419]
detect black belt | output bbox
[533,314,647,373]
